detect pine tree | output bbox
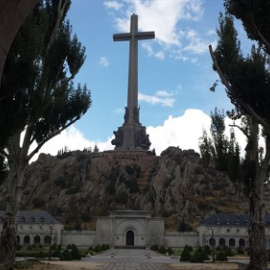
[0,1,91,268]
[209,8,270,269]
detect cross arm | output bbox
[113,33,132,41]
[136,31,155,40]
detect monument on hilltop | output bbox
[111,14,155,151]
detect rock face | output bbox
[0,147,249,228]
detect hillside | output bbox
[0,147,251,230]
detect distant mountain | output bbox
[0,147,252,230]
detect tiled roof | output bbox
[0,210,60,224]
[200,213,270,227]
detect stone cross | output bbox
[111,14,154,150]
[113,14,155,124]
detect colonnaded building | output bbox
[1,210,270,250]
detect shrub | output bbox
[94,245,102,253]
[190,250,204,263]
[61,249,73,261]
[180,247,191,262]
[158,246,166,254]
[115,190,128,204]
[218,245,234,256]
[216,251,228,261]
[102,244,110,250]
[150,244,159,251]
[167,247,174,255]
[197,247,210,260]
[237,247,245,254]
[267,249,270,261]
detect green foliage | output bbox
[203,245,211,255]
[215,251,228,261]
[180,246,191,262]
[94,245,102,253]
[167,247,174,256]
[115,190,128,204]
[150,244,159,251]
[126,178,140,193]
[217,245,234,256]
[199,108,241,182]
[190,247,209,263]
[267,250,270,261]
[158,246,166,254]
[237,247,245,255]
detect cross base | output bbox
[111,122,151,151]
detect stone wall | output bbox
[164,232,199,248]
[61,230,96,247]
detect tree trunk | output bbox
[0,134,27,269]
[248,175,266,270]
[246,121,267,270]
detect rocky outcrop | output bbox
[0,147,250,228]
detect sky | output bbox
[32,0,250,161]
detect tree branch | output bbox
[209,45,270,136]
[27,117,80,162]
[46,0,69,56]
[229,123,249,138]
[250,15,270,54]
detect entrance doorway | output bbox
[126,230,134,246]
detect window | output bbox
[34,235,40,244]
[229,238,235,247]
[239,238,245,247]
[236,229,240,233]
[24,235,30,245]
[39,217,44,223]
[20,216,25,222]
[219,238,225,246]
[30,216,35,222]
[227,228,230,233]
[209,237,216,247]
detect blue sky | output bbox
[35,0,249,159]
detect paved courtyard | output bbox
[84,249,178,270]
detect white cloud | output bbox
[147,109,247,156]
[138,91,176,107]
[34,109,248,161]
[30,126,113,162]
[156,90,174,97]
[132,0,203,46]
[114,108,124,114]
[103,1,123,11]
[99,56,110,67]
[183,29,210,54]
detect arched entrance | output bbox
[126,230,134,246]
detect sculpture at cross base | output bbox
[111,14,155,151]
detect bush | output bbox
[218,245,234,256]
[167,247,174,255]
[115,190,128,204]
[190,250,204,263]
[158,246,166,254]
[94,245,102,253]
[180,247,191,262]
[237,247,245,254]
[267,249,270,261]
[150,244,159,251]
[203,245,211,255]
[61,249,73,261]
[216,251,228,261]
[102,244,110,250]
